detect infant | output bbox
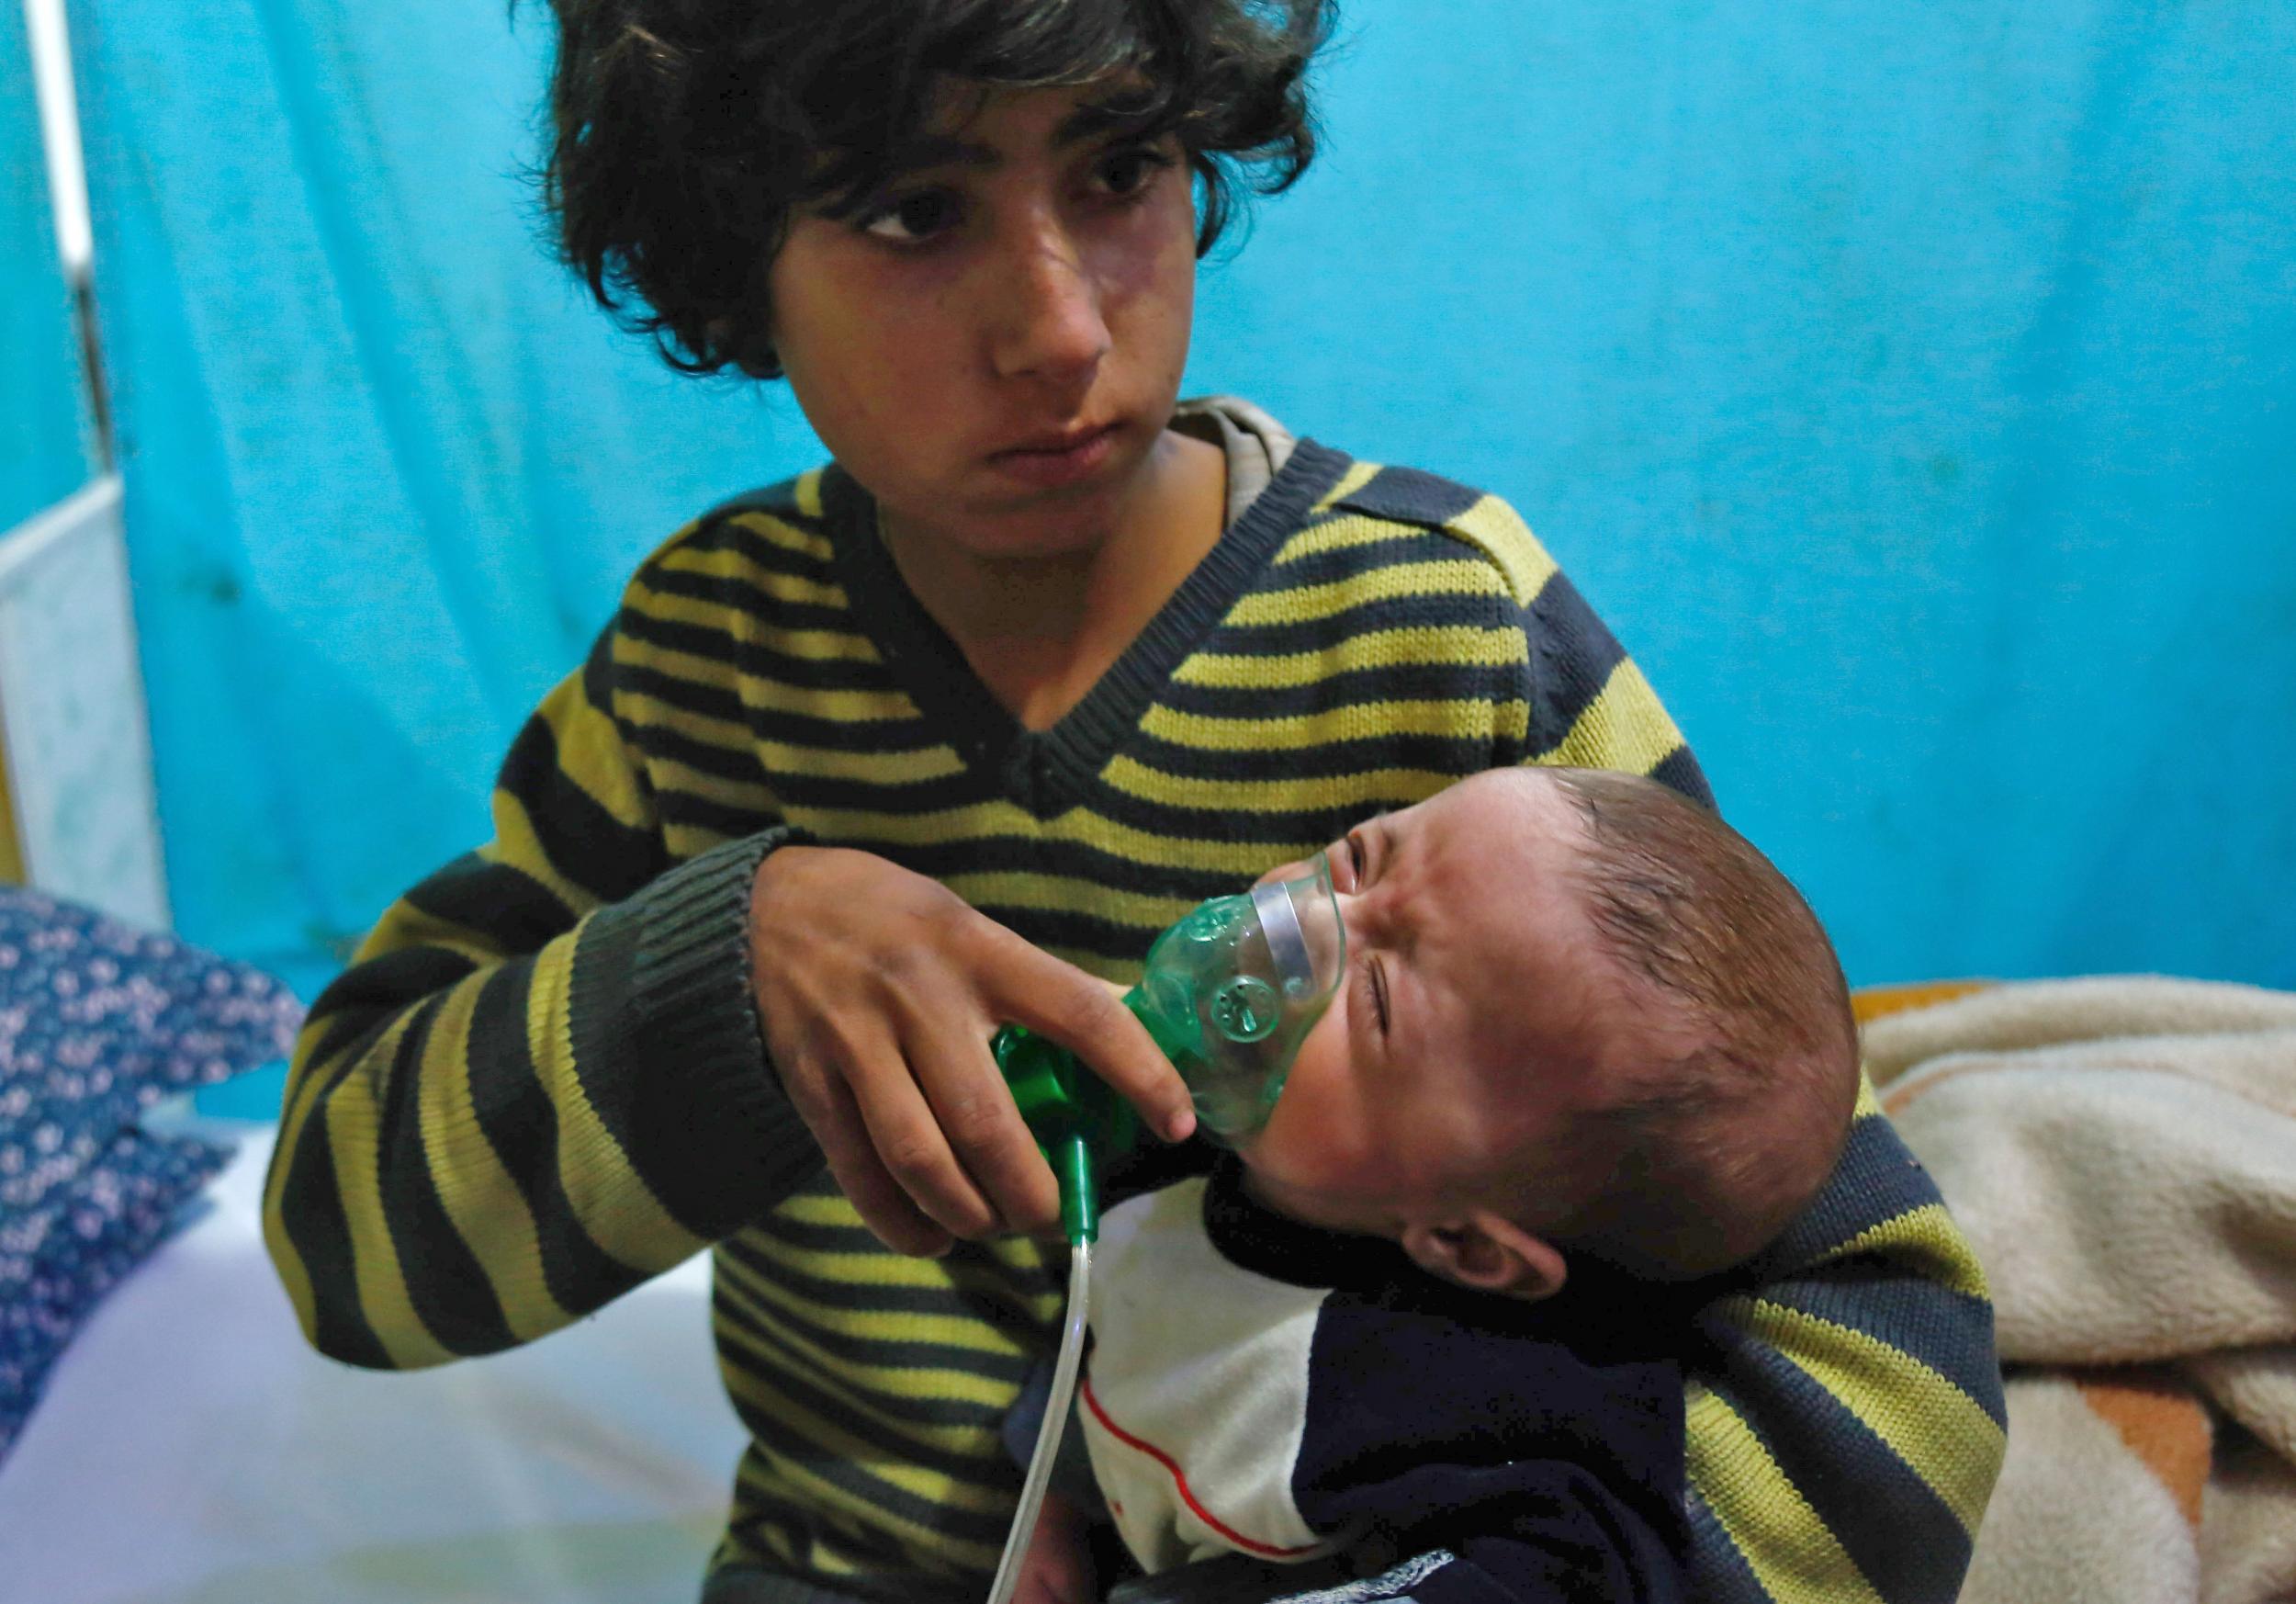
[1013,765,1862,1604]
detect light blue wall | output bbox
[1,3,93,532]
[1196,3,2296,989]
[64,0,2296,1116]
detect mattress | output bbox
[0,1122,748,1603]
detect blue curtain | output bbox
[68,0,818,1010]
[68,0,2296,1057]
[2,4,92,531]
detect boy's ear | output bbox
[1400,1212,1568,1302]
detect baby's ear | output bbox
[1400,1213,1567,1302]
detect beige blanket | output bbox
[1864,977,2296,1604]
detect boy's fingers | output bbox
[801,1064,954,1257]
[910,1019,1062,1236]
[979,929,1196,1143]
[842,1039,1002,1243]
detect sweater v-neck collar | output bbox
[819,432,1348,819]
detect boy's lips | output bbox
[986,419,1125,487]
[991,419,1122,457]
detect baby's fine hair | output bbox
[1533,767,1863,1280]
[534,0,1335,378]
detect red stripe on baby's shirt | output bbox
[1078,1374,1323,1559]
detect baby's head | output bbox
[1237,766,1859,1298]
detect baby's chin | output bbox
[1229,1148,1315,1222]
[1232,1148,1400,1238]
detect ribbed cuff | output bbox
[573,826,826,1236]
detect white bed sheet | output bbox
[0,1123,749,1603]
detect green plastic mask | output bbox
[1127,852,1348,1140]
[995,853,1348,1196]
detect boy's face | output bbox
[1237,772,1635,1236]
[767,78,1202,563]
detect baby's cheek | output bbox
[1249,1085,1348,1190]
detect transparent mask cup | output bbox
[991,851,1348,1232]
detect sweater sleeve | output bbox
[1676,1080,2006,1604]
[262,612,824,1370]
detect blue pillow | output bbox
[0,887,304,1456]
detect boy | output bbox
[1013,766,1863,1604]
[264,5,2004,1603]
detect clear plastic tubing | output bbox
[985,1239,1093,1604]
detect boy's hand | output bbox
[749,844,1195,1256]
[1011,1489,1098,1604]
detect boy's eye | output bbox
[860,188,962,244]
[1096,143,1176,198]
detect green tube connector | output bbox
[991,1020,1139,1246]
[1051,1131,1097,1245]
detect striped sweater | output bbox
[264,401,2005,1604]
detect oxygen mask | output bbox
[1129,852,1348,1142]
[993,853,1346,1237]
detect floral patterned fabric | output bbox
[0,887,303,1456]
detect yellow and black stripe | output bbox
[265,436,2001,1604]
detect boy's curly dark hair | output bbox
[536,0,1335,378]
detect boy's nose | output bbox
[985,210,1111,384]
